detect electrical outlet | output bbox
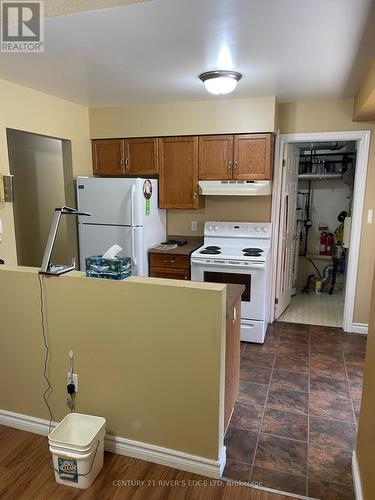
[191,220,198,231]
[67,373,78,392]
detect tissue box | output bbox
[85,255,132,280]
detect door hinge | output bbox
[282,159,286,167]
[275,297,279,305]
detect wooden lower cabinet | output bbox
[149,253,190,280]
[150,268,189,280]
[225,298,241,430]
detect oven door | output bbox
[191,259,266,321]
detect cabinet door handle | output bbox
[120,158,125,173]
[228,160,232,174]
[125,158,129,169]
[234,161,238,174]
[193,192,197,200]
[163,259,175,263]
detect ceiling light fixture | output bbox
[199,70,242,95]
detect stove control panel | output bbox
[204,221,272,239]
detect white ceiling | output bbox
[44,0,154,18]
[0,0,374,106]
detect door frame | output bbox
[269,130,371,333]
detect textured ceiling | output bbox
[44,0,155,18]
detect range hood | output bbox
[199,180,272,196]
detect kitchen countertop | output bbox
[226,284,245,317]
[148,235,203,256]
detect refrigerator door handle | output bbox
[130,184,138,271]
[131,226,137,270]
[130,184,135,227]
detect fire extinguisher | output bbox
[320,232,327,255]
[326,233,334,256]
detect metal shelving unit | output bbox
[298,173,342,181]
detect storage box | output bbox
[85,255,131,280]
[49,413,106,489]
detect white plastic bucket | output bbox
[48,413,106,489]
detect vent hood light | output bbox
[199,180,272,196]
[199,71,242,95]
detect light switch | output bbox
[191,220,198,231]
[368,209,373,224]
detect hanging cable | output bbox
[38,273,54,434]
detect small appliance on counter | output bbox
[77,177,166,277]
[161,239,188,246]
[191,221,272,343]
[154,239,188,251]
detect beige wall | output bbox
[89,96,276,234]
[0,267,226,460]
[0,78,91,266]
[89,97,276,138]
[356,267,375,499]
[168,196,272,236]
[277,98,375,325]
[354,58,375,121]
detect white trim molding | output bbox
[0,409,225,479]
[352,450,364,500]
[351,323,368,335]
[270,130,371,334]
[105,435,226,479]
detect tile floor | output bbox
[223,321,367,499]
[278,291,344,328]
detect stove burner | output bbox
[205,246,221,251]
[200,249,221,255]
[243,252,262,257]
[242,247,264,253]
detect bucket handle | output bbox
[50,440,100,478]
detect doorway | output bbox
[6,129,77,268]
[270,131,371,333]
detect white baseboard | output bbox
[352,450,364,500]
[0,408,225,479]
[351,323,368,335]
[105,435,226,479]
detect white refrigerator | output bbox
[77,177,166,276]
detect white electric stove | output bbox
[190,221,272,343]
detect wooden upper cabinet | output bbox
[92,138,158,176]
[125,138,158,175]
[233,133,273,180]
[158,136,204,209]
[199,135,234,180]
[92,139,124,176]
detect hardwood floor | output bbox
[0,425,289,500]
